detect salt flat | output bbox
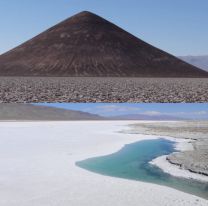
[0,121,207,206]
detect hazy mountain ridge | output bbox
[0,104,104,120]
[179,55,208,72]
[0,104,188,121]
[109,114,185,120]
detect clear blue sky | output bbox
[37,103,208,119]
[0,0,208,56]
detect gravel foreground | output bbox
[0,77,208,103]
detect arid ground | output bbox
[0,77,208,103]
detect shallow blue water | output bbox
[76,139,208,199]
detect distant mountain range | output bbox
[0,11,207,77]
[179,55,208,72]
[110,114,184,121]
[0,104,186,121]
[0,104,103,121]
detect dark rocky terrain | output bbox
[0,104,103,120]
[0,11,207,77]
[0,77,208,103]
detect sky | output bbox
[37,103,208,120]
[0,0,208,56]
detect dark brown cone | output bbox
[0,11,207,77]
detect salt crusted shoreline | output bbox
[151,155,208,182]
[127,121,208,182]
[150,136,208,182]
[0,121,207,206]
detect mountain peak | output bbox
[71,10,102,22]
[77,11,96,16]
[0,11,207,77]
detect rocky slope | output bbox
[0,11,207,77]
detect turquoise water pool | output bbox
[76,139,208,199]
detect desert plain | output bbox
[0,77,208,103]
